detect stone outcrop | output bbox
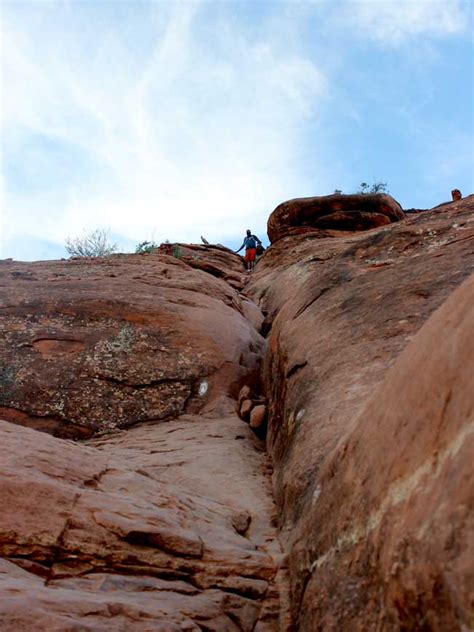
[158,242,247,290]
[294,273,474,631]
[0,251,262,437]
[267,193,404,243]
[246,194,474,630]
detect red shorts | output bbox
[245,248,257,263]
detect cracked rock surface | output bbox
[0,413,288,630]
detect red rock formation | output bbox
[0,245,289,630]
[296,273,474,631]
[0,415,286,630]
[0,251,262,437]
[267,193,404,243]
[247,194,474,630]
[158,242,247,290]
[1,193,473,630]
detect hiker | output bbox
[451,189,462,201]
[235,229,263,271]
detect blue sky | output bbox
[1,0,473,261]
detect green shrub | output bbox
[333,182,390,196]
[358,181,389,194]
[135,240,159,254]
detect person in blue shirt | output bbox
[235,230,263,271]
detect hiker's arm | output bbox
[234,242,245,253]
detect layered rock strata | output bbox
[158,243,247,291]
[246,194,474,630]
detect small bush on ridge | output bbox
[65,229,117,258]
[333,182,390,196]
[358,181,389,194]
[135,240,159,254]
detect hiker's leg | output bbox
[247,248,257,271]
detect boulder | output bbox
[249,405,267,430]
[267,193,404,243]
[238,385,253,406]
[239,399,254,421]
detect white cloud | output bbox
[0,1,327,257]
[337,0,469,45]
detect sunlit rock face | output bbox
[267,193,405,243]
[247,194,474,630]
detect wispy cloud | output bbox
[1,1,472,260]
[336,0,469,45]
[1,1,327,255]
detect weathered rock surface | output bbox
[0,243,292,630]
[296,272,474,631]
[246,194,474,629]
[158,243,247,290]
[1,192,473,631]
[0,251,263,437]
[267,193,404,243]
[0,415,287,630]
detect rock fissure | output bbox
[0,406,94,439]
[91,373,194,390]
[285,362,308,380]
[82,464,111,489]
[292,286,333,320]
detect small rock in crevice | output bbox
[236,385,268,439]
[231,511,252,537]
